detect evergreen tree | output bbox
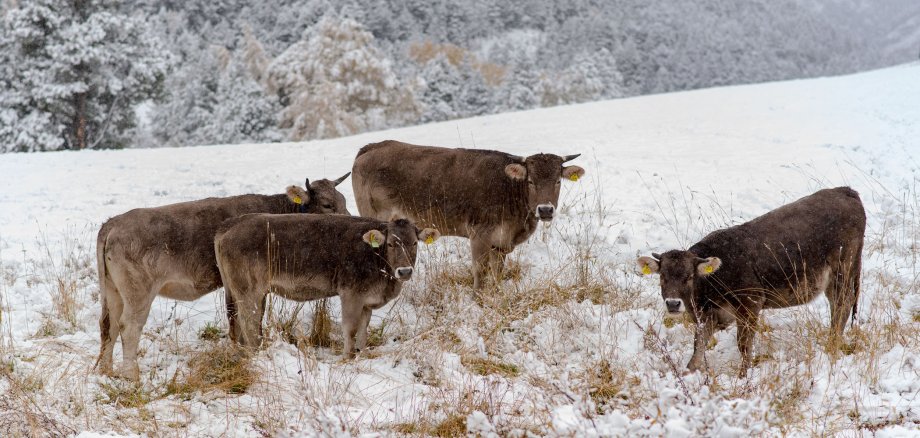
[0,0,171,152]
[267,16,419,140]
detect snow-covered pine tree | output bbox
[148,42,280,148]
[266,16,419,140]
[0,0,172,152]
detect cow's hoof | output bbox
[116,363,141,381]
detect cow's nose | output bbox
[665,299,683,313]
[536,204,555,220]
[395,267,414,280]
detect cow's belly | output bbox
[271,275,337,302]
[761,267,830,309]
[157,276,218,301]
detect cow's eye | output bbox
[323,204,333,209]
[527,180,535,186]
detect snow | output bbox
[1,62,919,436]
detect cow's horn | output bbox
[332,172,351,186]
[562,154,581,163]
[304,178,310,187]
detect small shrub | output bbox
[198,322,223,342]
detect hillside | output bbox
[0,63,918,436]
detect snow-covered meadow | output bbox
[0,63,918,436]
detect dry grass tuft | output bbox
[98,380,152,408]
[306,299,336,349]
[462,355,520,378]
[586,359,637,412]
[168,342,255,397]
[30,227,93,329]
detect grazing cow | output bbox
[96,174,350,380]
[352,140,584,289]
[214,215,440,356]
[637,187,866,375]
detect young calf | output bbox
[637,187,866,374]
[214,215,439,356]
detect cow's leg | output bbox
[470,238,491,290]
[826,268,856,349]
[117,288,156,381]
[340,293,364,358]
[735,307,760,376]
[97,278,124,375]
[687,312,717,372]
[235,289,267,350]
[224,287,238,343]
[354,307,373,352]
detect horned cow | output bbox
[637,187,866,375]
[351,140,584,289]
[214,214,440,357]
[96,174,350,380]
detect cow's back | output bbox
[692,187,866,304]
[352,140,528,236]
[102,194,290,293]
[215,214,387,292]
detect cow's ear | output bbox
[561,165,585,182]
[363,229,385,248]
[505,163,527,180]
[696,257,722,276]
[637,256,660,275]
[418,228,440,245]
[286,185,309,205]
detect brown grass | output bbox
[167,342,255,397]
[461,355,520,378]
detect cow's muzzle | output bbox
[394,267,414,281]
[536,204,555,222]
[665,298,685,314]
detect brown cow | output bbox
[351,140,584,289]
[96,174,350,380]
[214,214,439,357]
[637,187,866,375]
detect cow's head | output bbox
[504,153,585,222]
[286,173,351,215]
[363,217,440,281]
[637,250,722,314]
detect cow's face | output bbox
[286,173,351,215]
[637,250,721,314]
[505,154,584,222]
[363,219,440,281]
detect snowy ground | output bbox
[0,63,919,436]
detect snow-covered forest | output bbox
[1,0,918,153]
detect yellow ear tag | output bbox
[705,265,714,274]
[369,234,379,248]
[293,196,303,205]
[425,236,434,245]
[569,174,580,182]
[642,265,651,275]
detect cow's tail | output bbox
[214,233,237,342]
[850,240,863,328]
[94,221,112,370]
